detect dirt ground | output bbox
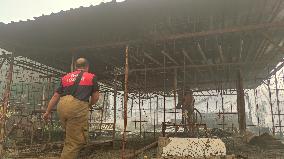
[3,133,158,159]
[4,131,284,159]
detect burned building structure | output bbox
[1,0,284,158]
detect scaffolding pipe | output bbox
[267,79,275,136]
[174,69,177,125]
[0,54,14,156]
[139,94,142,137]
[163,56,166,137]
[274,73,282,135]
[122,45,129,159]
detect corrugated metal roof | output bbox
[0,0,284,92]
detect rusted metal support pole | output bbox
[236,70,246,134]
[130,98,134,117]
[71,53,75,72]
[0,58,6,70]
[139,94,142,137]
[142,101,145,139]
[122,45,129,159]
[267,79,275,135]
[222,97,225,130]
[254,89,260,136]
[0,54,14,156]
[149,98,152,124]
[100,93,107,133]
[174,69,177,124]
[104,92,109,121]
[207,101,209,113]
[112,75,117,148]
[154,96,158,138]
[163,56,166,137]
[274,73,282,136]
[121,98,124,119]
[47,76,52,142]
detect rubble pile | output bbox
[249,133,284,148]
[209,128,233,138]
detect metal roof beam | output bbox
[218,45,225,63]
[130,62,266,72]
[144,52,162,66]
[182,49,195,64]
[161,21,284,41]
[161,50,179,65]
[262,32,284,52]
[197,43,208,63]
[72,22,284,50]
[130,55,144,65]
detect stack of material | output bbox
[158,137,226,158]
[249,133,284,148]
[209,128,233,138]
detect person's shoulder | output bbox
[63,71,78,77]
[84,72,97,79]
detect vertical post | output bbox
[112,75,117,148]
[47,76,52,143]
[174,69,177,124]
[221,96,225,130]
[254,89,260,136]
[0,58,6,71]
[104,92,109,121]
[274,73,282,136]
[154,96,158,138]
[139,93,142,137]
[71,53,75,72]
[182,53,186,131]
[207,101,209,113]
[150,97,152,122]
[42,85,46,110]
[130,98,134,117]
[100,93,106,133]
[163,56,166,137]
[236,70,246,134]
[0,54,14,156]
[267,79,275,135]
[121,98,124,119]
[122,45,129,159]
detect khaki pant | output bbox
[57,95,89,159]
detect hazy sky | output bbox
[0,0,124,24]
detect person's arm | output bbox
[90,91,100,105]
[90,75,100,106]
[43,92,61,120]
